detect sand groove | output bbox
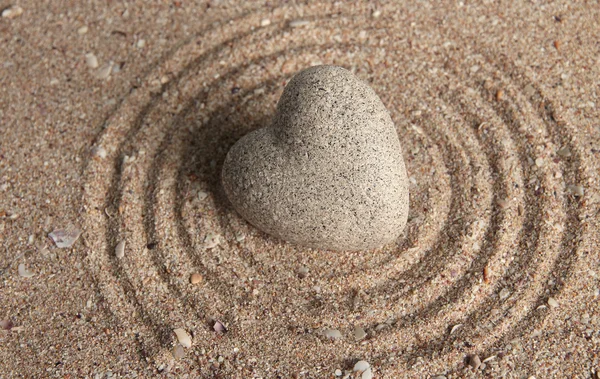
[81,5,590,376]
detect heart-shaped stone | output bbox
[222,65,409,251]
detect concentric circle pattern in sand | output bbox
[81,4,594,377]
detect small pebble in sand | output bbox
[557,146,571,157]
[499,287,511,301]
[85,53,99,69]
[468,354,481,370]
[361,368,373,379]
[136,39,146,48]
[354,361,370,372]
[260,18,271,27]
[372,9,382,18]
[1,5,23,19]
[111,62,123,74]
[92,146,107,159]
[523,84,536,97]
[77,26,88,35]
[213,320,227,334]
[297,266,309,279]
[334,369,342,376]
[354,326,367,341]
[197,191,208,201]
[173,328,192,348]
[535,157,544,167]
[567,185,584,196]
[173,344,185,359]
[0,319,14,330]
[18,263,35,278]
[323,328,342,339]
[547,297,559,308]
[354,361,372,379]
[190,273,202,284]
[115,240,125,258]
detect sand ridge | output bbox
[1,1,599,378]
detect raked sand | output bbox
[1,1,599,377]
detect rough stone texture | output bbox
[221,65,409,251]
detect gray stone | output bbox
[221,65,409,251]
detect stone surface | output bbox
[221,65,409,251]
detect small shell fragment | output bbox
[482,355,496,363]
[289,19,309,28]
[115,240,125,258]
[450,324,462,334]
[204,233,221,249]
[548,297,559,308]
[483,266,491,284]
[173,328,192,348]
[1,5,23,19]
[534,158,544,167]
[496,90,505,101]
[95,62,114,79]
[18,264,35,278]
[190,273,202,284]
[49,227,82,248]
[354,361,370,372]
[85,53,99,68]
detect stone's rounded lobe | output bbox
[221,65,409,251]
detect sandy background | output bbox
[1,1,599,378]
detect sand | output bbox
[0,1,599,378]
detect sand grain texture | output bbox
[0,1,599,378]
